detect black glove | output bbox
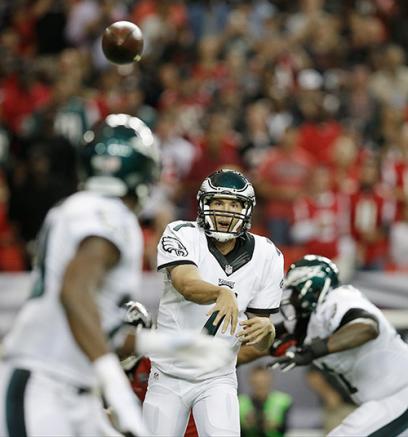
[268,337,329,372]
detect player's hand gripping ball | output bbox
[102,21,143,64]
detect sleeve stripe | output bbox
[246,307,280,315]
[157,260,197,271]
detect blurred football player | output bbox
[143,169,284,436]
[0,115,232,437]
[269,255,408,436]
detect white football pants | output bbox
[0,362,120,437]
[329,384,408,436]
[143,366,240,436]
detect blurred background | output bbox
[0,0,407,435]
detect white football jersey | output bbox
[305,285,408,404]
[2,191,143,388]
[151,220,284,381]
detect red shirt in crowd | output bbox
[297,121,342,166]
[349,186,395,266]
[383,158,408,220]
[293,191,349,260]
[256,146,314,219]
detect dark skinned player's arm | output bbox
[327,320,379,353]
[60,236,120,362]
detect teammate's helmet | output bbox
[197,169,255,242]
[80,114,160,205]
[281,255,339,320]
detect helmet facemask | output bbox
[197,169,256,242]
[199,193,254,242]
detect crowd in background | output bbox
[0,0,408,276]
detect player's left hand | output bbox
[237,317,274,346]
[267,337,329,372]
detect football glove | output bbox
[268,337,329,372]
[124,301,153,329]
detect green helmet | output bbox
[197,169,256,242]
[281,255,339,320]
[80,114,160,204]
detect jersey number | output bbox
[173,222,195,232]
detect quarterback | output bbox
[270,255,408,436]
[0,115,232,437]
[143,169,284,436]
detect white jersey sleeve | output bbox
[157,221,199,271]
[246,238,284,314]
[67,198,129,254]
[317,285,379,335]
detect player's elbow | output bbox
[176,281,197,302]
[353,321,380,345]
[365,322,380,340]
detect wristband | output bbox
[308,337,329,358]
[94,353,129,388]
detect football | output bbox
[102,21,144,65]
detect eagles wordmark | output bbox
[218,278,235,289]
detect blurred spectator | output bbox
[291,166,355,281]
[0,170,25,271]
[254,125,313,246]
[306,367,356,436]
[349,154,395,270]
[295,69,343,166]
[33,0,68,55]
[340,65,379,143]
[330,132,360,195]
[369,44,408,109]
[24,71,98,145]
[389,203,408,271]
[186,0,230,43]
[130,0,188,61]
[182,111,242,219]
[8,136,77,264]
[239,366,292,437]
[382,122,408,222]
[239,99,274,169]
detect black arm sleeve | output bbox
[335,308,379,333]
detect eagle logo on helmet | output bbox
[161,236,188,257]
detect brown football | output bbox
[102,21,144,65]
